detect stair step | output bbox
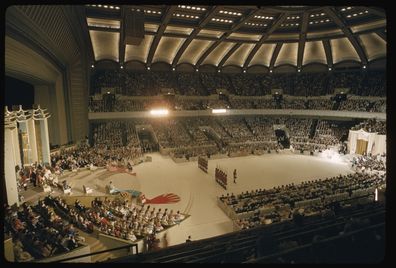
[92,252,113,262]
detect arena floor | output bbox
[23,150,355,247]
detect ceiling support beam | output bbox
[322,39,333,68]
[375,30,386,42]
[269,43,283,70]
[88,26,119,33]
[218,43,242,69]
[365,7,385,18]
[146,6,177,66]
[243,13,288,69]
[324,7,368,65]
[195,8,261,67]
[144,27,385,44]
[297,12,309,68]
[171,6,221,67]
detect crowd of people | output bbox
[351,118,386,134]
[5,192,188,262]
[50,143,141,171]
[220,168,385,230]
[80,197,185,242]
[311,120,347,147]
[88,95,385,113]
[4,199,85,261]
[44,115,375,165]
[352,153,386,172]
[90,69,385,98]
[84,116,356,161]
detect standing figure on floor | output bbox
[233,169,237,184]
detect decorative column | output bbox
[4,107,20,206]
[33,105,51,165]
[15,105,37,165]
[5,107,21,167]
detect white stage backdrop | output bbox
[348,129,386,155]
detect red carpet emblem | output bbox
[145,193,181,204]
[107,165,136,175]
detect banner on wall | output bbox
[348,129,386,155]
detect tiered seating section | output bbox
[90,70,385,97]
[88,69,385,113]
[88,116,361,161]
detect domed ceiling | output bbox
[84,5,386,71]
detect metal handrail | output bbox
[49,243,138,263]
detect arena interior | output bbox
[3,4,388,263]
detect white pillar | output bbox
[27,118,38,163]
[11,127,21,167]
[38,119,51,164]
[18,121,31,165]
[4,128,19,206]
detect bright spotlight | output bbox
[212,109,227,114]
[150,109,169,116]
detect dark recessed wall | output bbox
[5,76,34,109]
